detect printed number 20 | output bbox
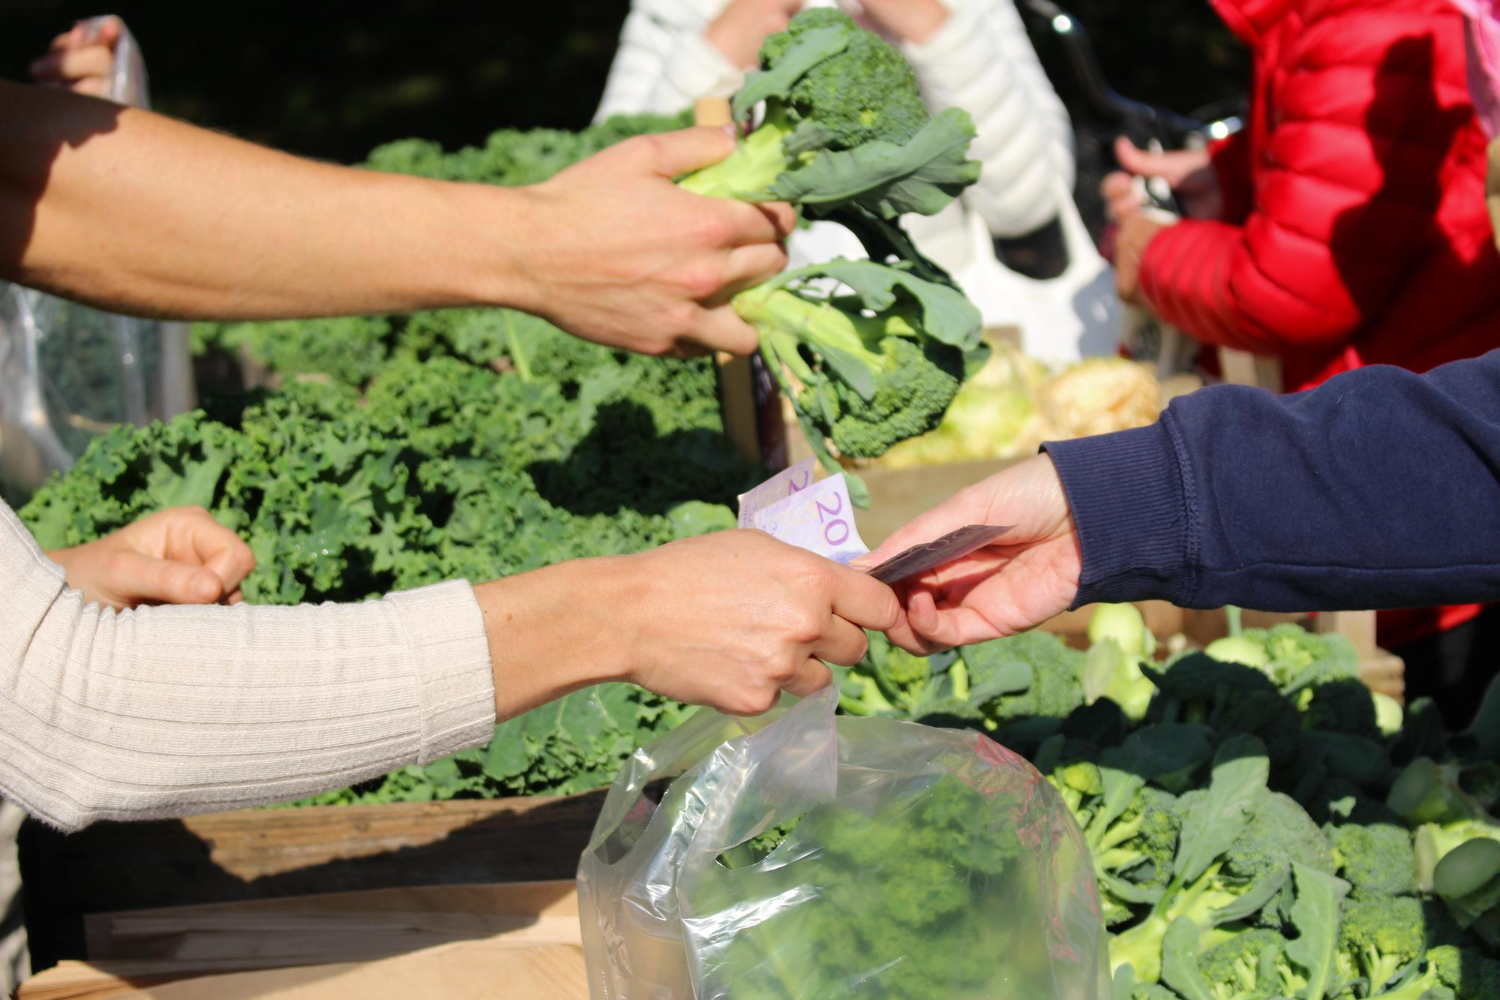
[815,493,849,546]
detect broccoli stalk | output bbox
[730,259,980,488]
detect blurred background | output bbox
[0,1,1248,166]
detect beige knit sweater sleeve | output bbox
[0,501,497,832]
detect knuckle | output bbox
[680,262,725,301]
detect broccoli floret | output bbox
[733,261,976,462]
[1340,896,1432,992]
[1329,822,1419,898]
[797,332,963,458]
[1301,677,1384,742]
[759,9,927,147]
[679,10,977,215]
[1090,785,1181,927]
[963,631,1088,723]
[1371,944,1500,999]
[1194,927,1296,999]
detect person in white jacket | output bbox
[595,0,1076,241]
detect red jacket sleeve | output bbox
[1138,7,1479,356]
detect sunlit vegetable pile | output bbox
[837,606,1500,999]
[879,342,1164,468]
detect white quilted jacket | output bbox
[594,0,1076,236]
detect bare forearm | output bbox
[0,81,523,320]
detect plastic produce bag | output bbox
[578,687,1111,999]
[0,17,194,502]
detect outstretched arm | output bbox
[0,81,792,356]
[868,351,1500,651]
[6,499,896,831]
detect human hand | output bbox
[857,454,1080,653]
[478,531,898,719]
[705,0,804,68]
[1114,213,1168,304]
[858,0,950,44]
[30,16,122,98]
[511,127,795,357]
[46,507,256,611]
[1101,137,1221,223]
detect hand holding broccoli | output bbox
[510,126,796,358]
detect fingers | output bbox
[30,45,112,85]
[717,199,796,248]
[749,201,797,242]
[827,565,900,632]
[898,589,1003,650]
[811,614,871,665]
[708,243,789,305]
[1113,136,1164,176]
[783,658,834,697]
[109,551,224,607]
[637,126,739,178]
[689,303,760,355]
[202,536,257,594]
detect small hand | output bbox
[513,127,795,358]
[857,454,1081,653]
[30,17,122,98]
[1101,137,1222,223]
[705,0,804,68]
[857,0,950,44]
[47,506,257,611]
[620,531,900,715]
[478,530,900,720]
[1113,213,1168,304]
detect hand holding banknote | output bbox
[857,454,1083,654]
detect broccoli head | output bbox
[1146,655,1305,768]
[1329,822,1419,898]
[1339,895,1434,992]
[679,10,979,218]
[734,259,981,475]
[1108,738,1336,984]
[758,8,928,148]
[797,331,963,458]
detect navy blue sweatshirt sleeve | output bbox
[1041,351,1500,611]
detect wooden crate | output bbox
[18,881,585,1000]
[19,792,607,974]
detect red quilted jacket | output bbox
[1137,0,1500,645]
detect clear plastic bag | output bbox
[577,687,1111,999]
[0,17,195,502]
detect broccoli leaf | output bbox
[731,26,850,120]
[1284,861,1351,1000]
[779,258,983,351]
[768,108,982,219]
[1175,735,1270,884]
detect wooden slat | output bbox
[21,792,606,971]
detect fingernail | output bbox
[720,122,739,140]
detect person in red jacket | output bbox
[1103,0,1500,699]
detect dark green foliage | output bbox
[24,336,753,802]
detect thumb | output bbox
[1113,136,1165,177]
[641,125,739,178]
[115,552,224,606]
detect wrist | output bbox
[473,555,634,719]
[416,179,539,313]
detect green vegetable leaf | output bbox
[1173,735,1269,884]
[1283,861,1351,1000]
[769,108,982,219]
[730,26,850,120]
